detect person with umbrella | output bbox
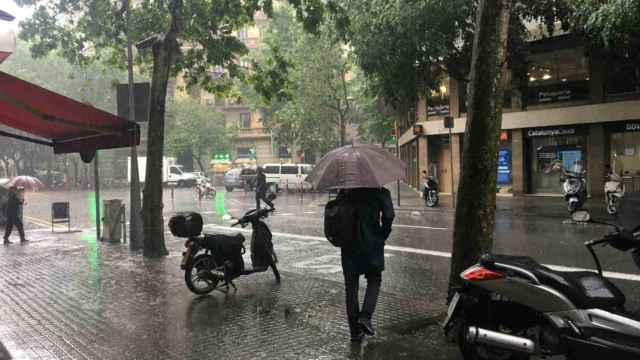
[306,144,403,343]
[3,185,27,244]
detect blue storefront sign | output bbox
[497,149,511,185]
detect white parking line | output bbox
[203,224,640,282]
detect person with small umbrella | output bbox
[306,144,403,343]
[3,185,27,244]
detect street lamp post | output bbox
[396,118,401,207]
[444,116,455,207]
[126,0,144,250]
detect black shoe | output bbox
[20,239,29,243]
[358,318,375,336]
[3,238,12,245]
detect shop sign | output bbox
[525,126,585,138]
[427,104,450,116]
[527,81,589,105]
[497,149,511,185]
[609,121,640,133]
[626,123,640,131]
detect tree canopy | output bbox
[165,97,233,172]
[250,6,357,153]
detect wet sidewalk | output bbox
[0,232,456,360]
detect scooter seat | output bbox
[201,233,245,250]
[486,255,625,310]
[544,271,626,310]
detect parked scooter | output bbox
[423,175,439,207]
[196,178,216,199]
[443,195,640,360]
[171,208,280,295]
[605,172,625,215]
[561,168,590,221]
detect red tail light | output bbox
[184,240,193,248]
[462,266,505,281]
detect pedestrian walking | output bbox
[255,167,274,210]
[305,144,405,343]
[3,186,27,244]
[339,187,394,342]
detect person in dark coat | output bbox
[339,187,394,342]
[3,186,27,244]
[255,167,274,210]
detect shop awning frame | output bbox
[0,71,140,162]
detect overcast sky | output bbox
[2,1,33,32]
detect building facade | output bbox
[199,12,303,167]
[399,34,640,197]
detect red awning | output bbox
[0,71,139,162]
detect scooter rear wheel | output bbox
[184,254,222,295]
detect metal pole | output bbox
[396,119,401,207]
[449,127,455,208]
[126,0,144,251]
[94,152,101,241]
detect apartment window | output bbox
[239,113,251,129]
[606,49,640,96]
[526,48,589,105]
[237,147,252,158]
[278,146,291,158]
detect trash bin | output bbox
[102,199,124,243]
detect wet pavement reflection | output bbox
[2,184,639,359]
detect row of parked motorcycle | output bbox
[421,169,627,221]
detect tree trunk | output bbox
[338,113,346,147]
[141,0,182,258]
[448,0,512,299]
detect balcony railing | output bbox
[237,128,270,138]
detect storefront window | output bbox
[528,127,587,194]
[610,132,640,176]
[427,78,450,117]
[606,49,640,96]
[527,48,589,105]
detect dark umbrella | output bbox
[306,144,406,190]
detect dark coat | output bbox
[256,171,267,194]
[6,191,22,219]
[340,188,395,274]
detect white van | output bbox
[263,163,313,191]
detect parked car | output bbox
[263,163,314,191]
[223,167,257,192]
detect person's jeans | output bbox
[255,192,274,210]
[343,270,382,337]
[4,216,25,241]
